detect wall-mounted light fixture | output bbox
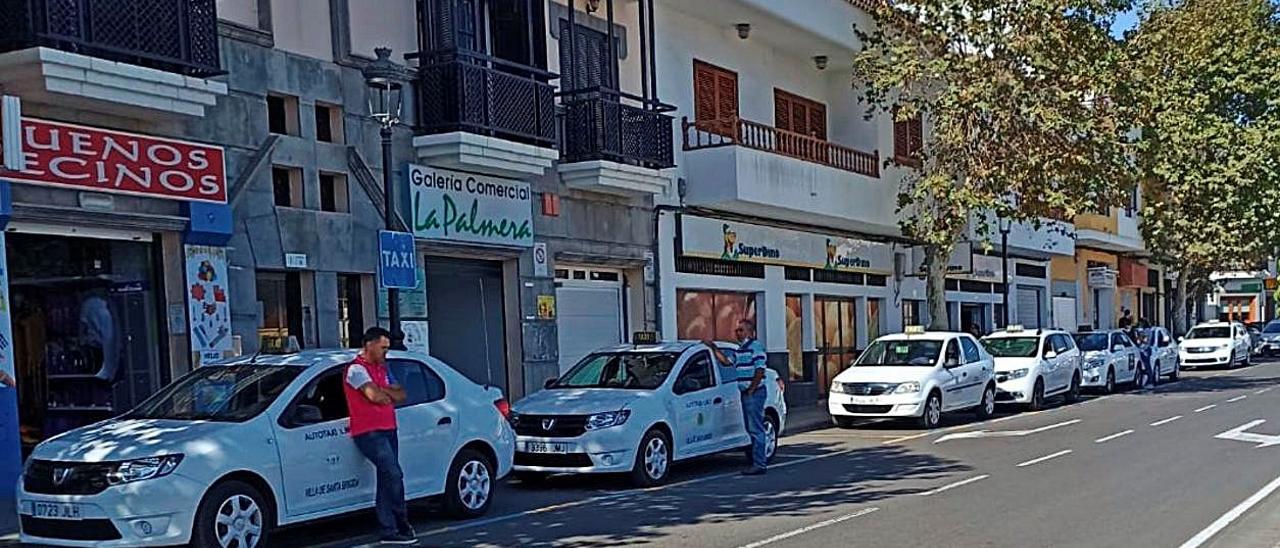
[813,55,829,70]
[735,23,751,40]
[585,0,601,13]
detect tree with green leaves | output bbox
[1125,0,1280,334]
[853,0,1136,330]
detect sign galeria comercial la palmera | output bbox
[408,164,533,248]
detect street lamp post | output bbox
[999,217,1012,328]
[363,47,408,349]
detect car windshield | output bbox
[856,340,942,367]
[982,337,1039,358]
[1265,323,1280,334]
[551,352,680,390]
[1074,333,1110,352]
[124,365,302,422]
[1188,326,1231,339]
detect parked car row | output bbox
[16,340,787,547]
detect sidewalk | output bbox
[784,400,832,436]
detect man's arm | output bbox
[383,384,407,404]
[348,364,396,405]
[702,340,733,366]
[359,383,393,405]
[745,344,766,394]
[0,370,13,388]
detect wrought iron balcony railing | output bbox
[560,88,674,169]
[412,51,558,148]
[0,0,222,77]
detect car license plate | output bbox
[525,442,570,454]
[848,396,881,405]
[27,501,83,520]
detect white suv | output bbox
[982,327,1083,410]
[16,350,515,547]
[1180,321,1253,369]
[829,329,997,429]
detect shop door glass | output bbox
[815,298,857,395]
[867,299,882,342]
[676,290,756,343]
[784,295,806,381]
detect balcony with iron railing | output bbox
[560,87,674,170]
[683,116,880,178]
[0,0,222,76]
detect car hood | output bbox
[1182,338,1232,349]
[832,366,935,384]
[33,418,233,463]
[514,388,648,415]
[992,357,1041,373]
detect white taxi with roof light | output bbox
[828,327,997,429]
[981,326,1082,410]
[509,340,787,487]
[1179,321,1253,369]
[16,349,514,548]
[1072,330,1140,393]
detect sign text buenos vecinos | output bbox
[408,165,533,248]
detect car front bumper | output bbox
[1180,351,1232,367]
[17,472,205,547]
[513,428,640,474]
[1081,366,1109,387]
[827,393,926,418]
[995,375,1036,403]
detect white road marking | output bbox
[1095,430,1134,443]
[917,474,990,496]
[1151,416,1183,427]
[401,448,859,541]
[1255,387,1273,395]
[1215,419,1280,448]
[934,418,1081,443]
[736,507,880,548]
[1227,395,1249,403]
[1017,449,1073,468]
[1178,473,1280,548]
[1194,404,1218,413]
[882,394,1112,446]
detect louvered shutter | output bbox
[894,118,910,159]
[775,92,792,132]
[694,62,719,123]
[909,116,923,155]
[810,102,827,140]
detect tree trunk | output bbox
[1173,273,1189,336]
[925,243,950,331]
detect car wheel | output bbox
[513,472,549,486]
[763,414,780,464]
[1104,368,1116,395]
[630,428,672,487]
[1028,379,1046,412]
[1065,372,1082,404]
[191,480,272,548]
[1169,360,1180,381]
[1245,351,1253,367]
[974,384,996,419]
[832,415,858,429]
[918,391,943,429]
[444,448,494,518]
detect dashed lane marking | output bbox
[1095,430,1134,443]
[917,474,990,496]
[1151,416,1183,427]
[1227,395,1249,403]
[736,507,880,548]
[1017,449,1073,468]
[1194,405,1217,413]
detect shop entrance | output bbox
[425,257,508,392]
[6,233,162,458]
[815,297,858,397]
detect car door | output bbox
[714,346,749,449]
[272,366,373,519]
[1154,329,1174,374]
[670,351,725,458]
[940,339,968,410]
[1236,325,1250,360]
[1038,336,1062,391]
[388,358,458,498]
[1056,334,1081,387]
[959,336,989,406]
[1111,332,1136,382]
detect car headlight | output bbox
[585,410,631,431]
[1006,368,1029,380]
[892,381,921,394]
[830,382,847,394]
[107,455,184,486]
[1085,358,1104,370]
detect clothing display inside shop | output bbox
[7,233,162,456]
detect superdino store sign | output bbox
[408,164,533,248]
[679,215,893,274]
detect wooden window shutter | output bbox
[809,103,827,140]
[695,60,739,137]
[694,62,719,123]
[716,71,739,121]
[774,92,792,132]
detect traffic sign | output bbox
[378,230,417,289]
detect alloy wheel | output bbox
[214,494,262,548]
[457,459,492,511]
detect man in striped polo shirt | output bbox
[706,319,769,475]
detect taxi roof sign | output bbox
[904,325,926,335]
[632,331,658,345]
[1006,325,1025,333]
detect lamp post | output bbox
[363,47,408,349]
[999,217,1012,328]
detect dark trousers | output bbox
[353,429,411,536]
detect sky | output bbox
[1111,7,1142,38]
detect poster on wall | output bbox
[185,245,233,366]
[402,320,429,355]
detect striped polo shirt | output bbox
[734,338,768,391]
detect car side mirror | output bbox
[1112,344,1124,352]
[1044,350,1058,360]
[292,404,323,425]
[1177,336,1184,343]
[944,357,961,368]
[544,377,558,389]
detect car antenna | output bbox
[248,348,263,364]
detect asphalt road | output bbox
[258,358,1280,548]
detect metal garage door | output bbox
[556,269,624,374]
[1016,286,1043,328]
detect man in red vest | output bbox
[344,327,415,545]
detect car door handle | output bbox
[714,397,723,404]
[438,417,453,426]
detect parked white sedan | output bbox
[1073,330,1140,393]
[829,328,997,429]
[17,350,515,548]
[1180,322,1253,369]
[509,341,787,486]
[982,327,1082,410]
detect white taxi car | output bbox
[1180,321,1253,369]
[1072,330,1140,393]
[16,349,515,547]
[982,327,1082,410]
[828,328,997,429]
[509,341,787,487]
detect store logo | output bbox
[721,224,780,261]
[414,193,533,243]
[824,238,872,270]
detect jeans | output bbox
[353,429,411,536]
[741,387,769,470]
